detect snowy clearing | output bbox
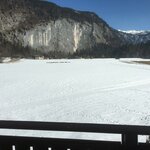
[0,58,150,141]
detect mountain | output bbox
[0,0,122,57]
[118,30,150,44]
[0,0,150,58]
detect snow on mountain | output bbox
[118,30,150,35]
[118,29,150,44]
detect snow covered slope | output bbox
[0,59,150,141]
[118,30,150,35]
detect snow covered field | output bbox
[0,58,150,141]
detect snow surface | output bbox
[118,30,150,35]
[0,58,150,141]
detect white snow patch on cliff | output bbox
[73,24,82,52]
[29,34,34,46]
[26,24,52,47]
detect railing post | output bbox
[122,133,138,148]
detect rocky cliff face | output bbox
[0,0,150,57]
[0,0,123,57]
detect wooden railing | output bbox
[0,120,150,150]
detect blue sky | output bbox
[47,0,150,30]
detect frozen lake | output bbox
[0,58,150,141]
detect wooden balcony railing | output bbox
[0,120,150,150]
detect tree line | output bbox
[0,39,150,59]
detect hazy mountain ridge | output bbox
[0,0,150,58]
[118,30,150,44]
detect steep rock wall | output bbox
[14,19,115,54]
